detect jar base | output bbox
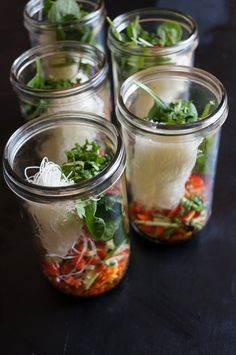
[42,258,130,298]
[131,221,206,245]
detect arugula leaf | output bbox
[135,81,215,127]
[134,80,198,124]
[134,80,167,108]
[109,16,183,48]
[27,57,79,90]
[27,57,44,89]
[25,57,80,120]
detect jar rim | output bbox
[3,112,126,202]
[10,41,108,99]
[117,65,228,138]
[107,8,199,56]
[24,0,106,30]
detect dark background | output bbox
[1,0,236,354]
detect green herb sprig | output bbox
[61,140,112,183]
[61,140,126,245]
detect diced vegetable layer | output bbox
[130,175,208,243]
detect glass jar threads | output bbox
[117,65,228,244]
[3,112,129,297]
[24,0,106,51]
[10,41,111,121]
[107,8,199,96]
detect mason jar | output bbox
[107,8,199,97]
[3,112,129,297]
[117,65,228,244]
[24,0,106,52]
[10,41,111,121]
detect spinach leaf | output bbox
[113,221,126,246]
[75,194,126,243]
[43,0,93,44]
[84,200,106,240]
[45,0,81,23]
[75,196,125,242]
[98,194,122,213]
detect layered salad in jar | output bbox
[108,12,197,92]
[127,81,217,244]
[21,53,109,121]
[24,139,129,297]
[24,0,106,51]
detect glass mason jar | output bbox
[10,41,111,121]
[117,65,228,244]
[24,0,106,52]
[3,112,129,297]
[107,8,199,97]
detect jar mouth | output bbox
[24,0,105,30]
[10,41,108,99]
[3,112,126,202]
[107,8,199,56]
[117,65,228,138]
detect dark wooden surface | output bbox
[1,1,236,354]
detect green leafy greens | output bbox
[24,57,80,120]
[108,16,183,91]
[134,80,215,125]
[61,141,127,245]
[42,0,94,44]
[44,0,88,23]
[108,16,183,48]
[27,58,80,90]
[61,140,112,183]
[134,80,216,173]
